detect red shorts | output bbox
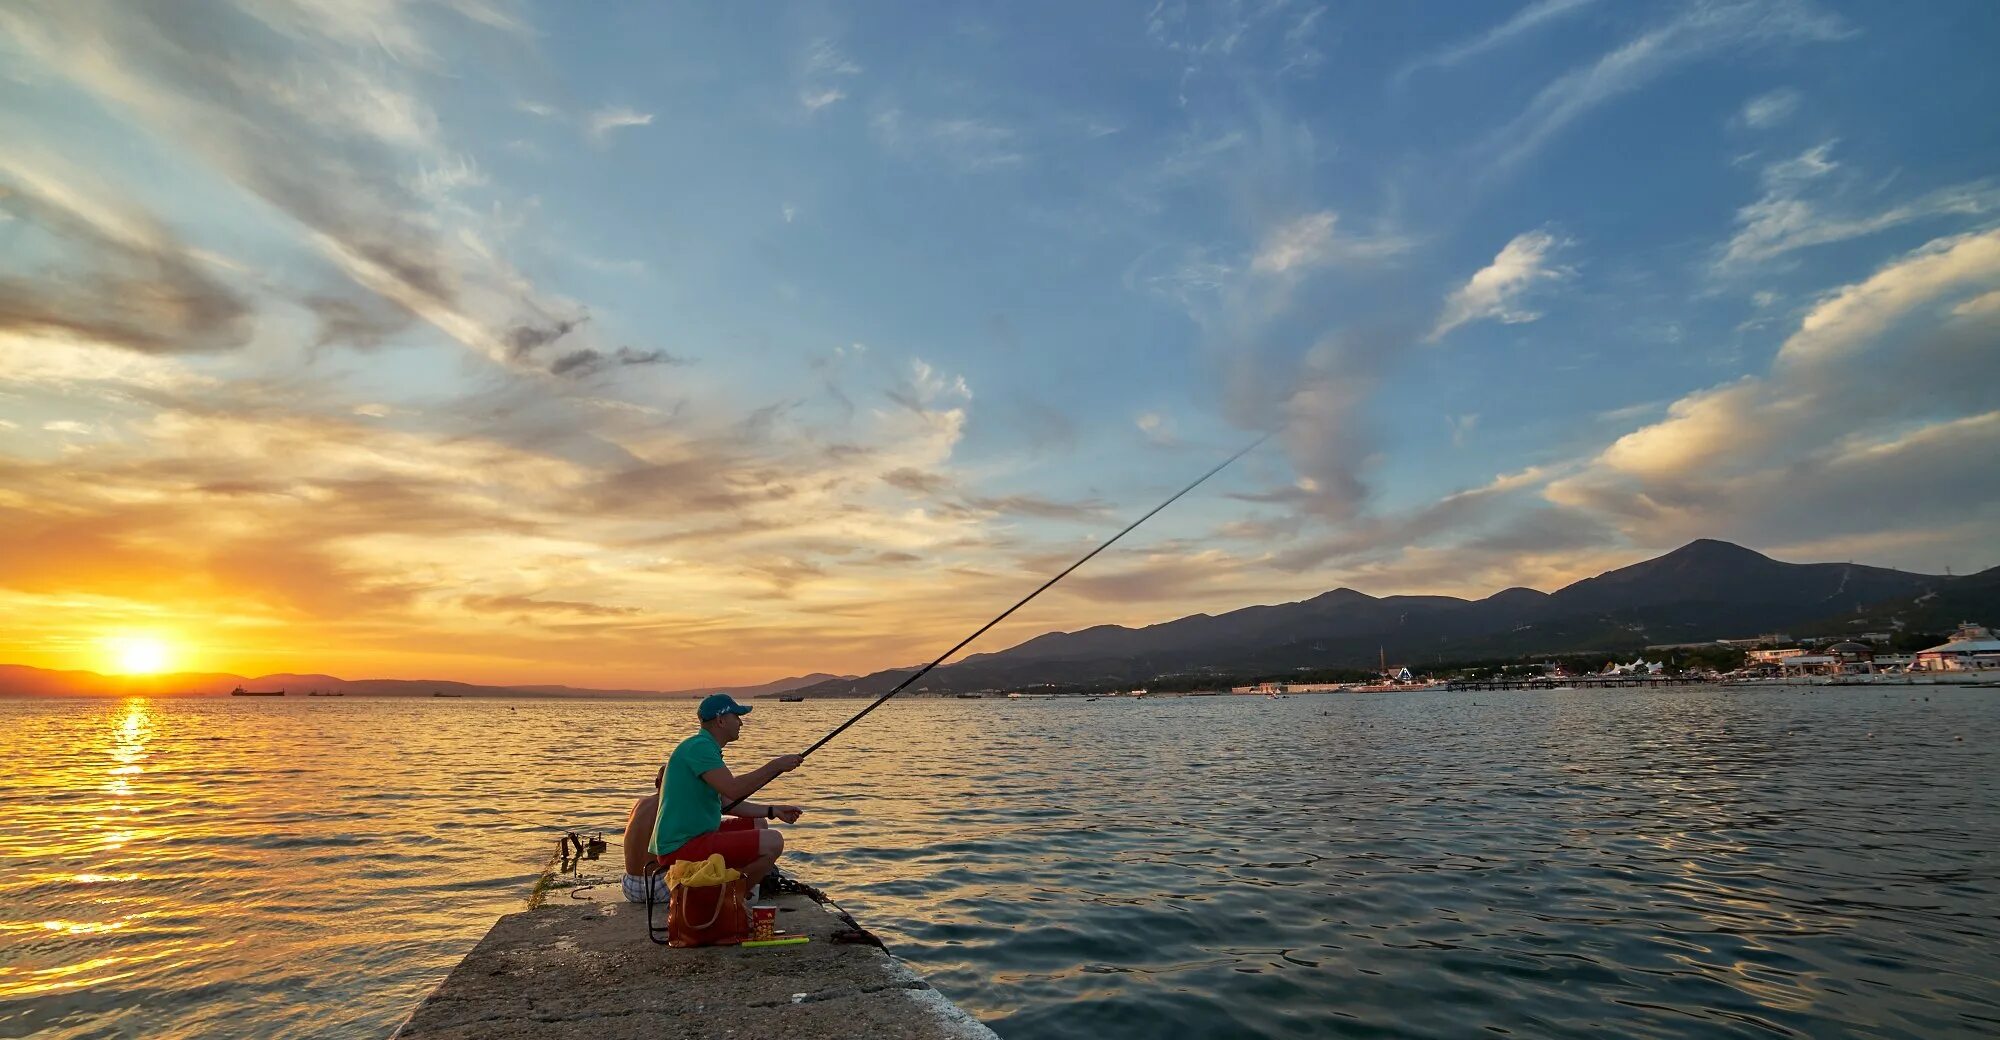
[654,816,764,870]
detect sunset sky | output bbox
[2,1,1996,688]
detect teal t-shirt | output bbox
[651,729,727,856]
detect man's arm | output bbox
[698,753,802,803]
[722,802,807,822]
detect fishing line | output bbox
[723,433,1269,812]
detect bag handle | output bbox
[686,882,730,930]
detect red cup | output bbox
[751,905,777,941]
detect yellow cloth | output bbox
[666,853,742,889]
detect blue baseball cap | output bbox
[697,693,753,721]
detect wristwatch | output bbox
[766,806,776,820]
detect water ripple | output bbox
[1,688,1997,1038]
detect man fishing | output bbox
[638,440,1260,945]
[618,765,771,902]
[648,693,804,890]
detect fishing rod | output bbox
[723,432,1268,812]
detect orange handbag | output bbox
[667,876,750,947]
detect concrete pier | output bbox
[394,871,997,1040]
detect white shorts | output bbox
[621,872,669,903]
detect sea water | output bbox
[2,687,1996,1038]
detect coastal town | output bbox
[898,621,2000,699]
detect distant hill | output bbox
[0,667,852,700]
[789,539,1992,696]
[1795,563,2000,637]
[499,672,852,699]
[661,672,852,699]
[0,666,255,698]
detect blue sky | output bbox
[2,0,1997,686]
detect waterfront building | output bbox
[1230,681,1350,694]
[1871,653,1916,673]
[1748,647,1808,664]
[1914,623,2000,672]
[1826,641,1875,665]
[1778,654,1839,676]
[1781,641,1879,677]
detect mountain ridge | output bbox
[788,539,1989,696]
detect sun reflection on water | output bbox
[112,698,152,767]
[0,955,145,999]
[0,691,1994,1039]
[0,698,176,1004]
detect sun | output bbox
[105,636,176,675]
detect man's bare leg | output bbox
[742,828,785,887]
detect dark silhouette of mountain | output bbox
[1796,563,2000,636]
[509,672,850,699]
[793,540,1974,695]
[1551,538,1935,619]
[0,666,252,698]
[692,672,854,698]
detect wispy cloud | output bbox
[1429,229,1571,342]
[871,109,1025,172]
[1250,211,1409,276]
[1484,0,1848,172]
[1738,86,1801,128]
[1715,142,2000,272]
[548,346,687,379]
[1394,0,1598,86]
[1128,9,1423,529]
[954,493,1110,522]
[892,357,973,410]
[1265,463,1586,574]
[517,98,654,147]
[803,39,863,78]
[0,152,252,355]
[797,38,861,114]
[800,88,847,113]
[0,0,580,365]
[587,106,654,144]
[1252,212,1338,275]
[1144,0,1332,103]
